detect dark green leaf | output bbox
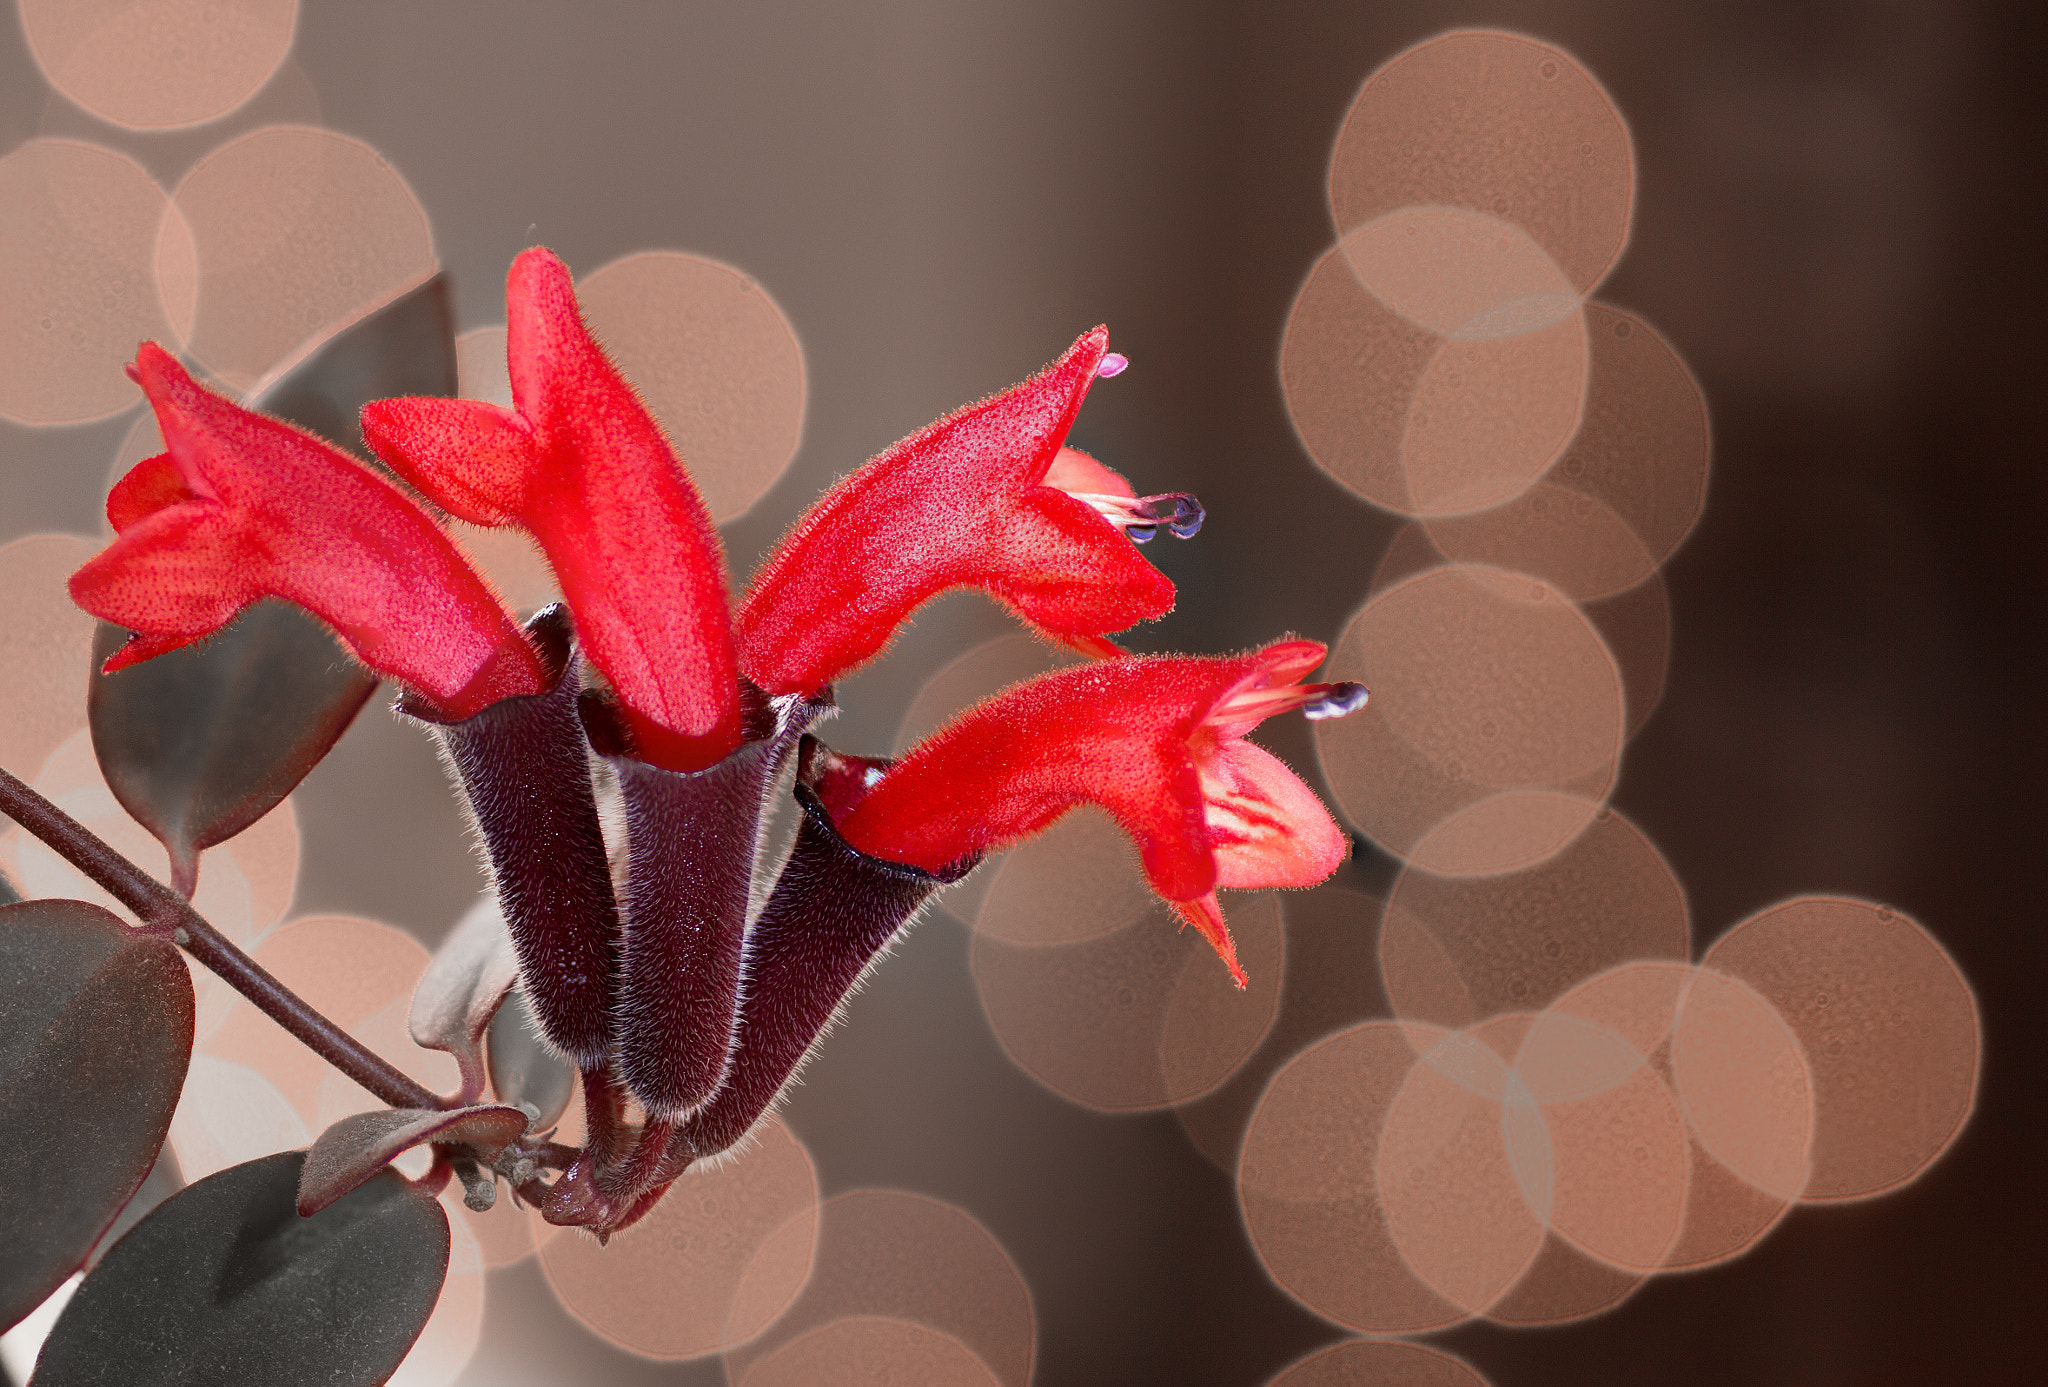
[88,611,378,892]
[0,900,193,1332]
[34,1152,448,1387]
[299,1105,528,1217]
[86,274,458,889]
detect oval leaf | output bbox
[299,1104,530,1217]
[487,988,577,1131]
[88,612,378,891]
[0,900,194,1332]
[408,896,521,1103]
[87,274,459,888]
[35,1152,448,1387]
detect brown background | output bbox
[2,2,2042,1383]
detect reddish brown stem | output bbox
[528,1140,582,1169]
[0,765,444,1113]
[415,1152,457,1198]
[575,1064,631,1169]
[598,1115,678,1205]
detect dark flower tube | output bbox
[582,688,827,1122]
[363,248,743,772]
[398,606,620,1070]
[673,738,977,1161]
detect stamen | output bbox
[1069,490,1205,542]
[1154,493,1205,540]
[1212,680,1370,725]
[1096,352,1129,378]
[1303,681,1370,720]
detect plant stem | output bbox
[178,916,445,1111]
[0,766,444,1113]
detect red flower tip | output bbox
[1175,896,1249,990]
[835,638,1367,985]
[734,332,1197,698]
[361,246,742,771]
[71,344,546,719]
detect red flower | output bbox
[361,248,741,771]
[734,331,1197,698]
[835,639,1367,985]
[70,345,546,720]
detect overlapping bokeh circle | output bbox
[1226,24,1981,1358]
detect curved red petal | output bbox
[1203,739,1348,889]
[99,628,208,673]
[105,452,198,533]
[736,328,1164,697]
[979,487,1178,642]
[1174,894,1248,989]
[375,248,742,768]
[360,396,536,526]
[71,504,252,662]
[80,345,545,717]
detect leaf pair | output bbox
[0,895,473,1384]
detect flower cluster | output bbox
[71,248,1366,1233]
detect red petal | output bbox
[359,397,536,525]
[837,652,1260,891]
[979,487,1178,642]
[362,249,741,769]
[1202,739,1348,889]
[73,505,249,668]
[75,345,545,717]
[100,629,209,673]
[105,452,199,533]
[735,329,1174,697]
[1174,894,1248,989]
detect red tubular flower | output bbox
[734,331,1199,698]
[70,345,545,719]
[361,248,741,772]
[835,640,1368,986]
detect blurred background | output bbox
[1,2,2041,1383]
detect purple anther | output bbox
[1096,352,1129,378]
[1153,492,1205,539]
[1072,488,1206,543]
[1124,492,1205,543]
[1303,682,1371,720]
